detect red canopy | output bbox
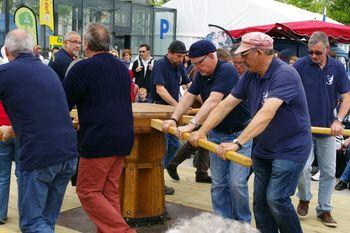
[229,20,350,43]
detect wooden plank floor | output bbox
[1,163,350,233]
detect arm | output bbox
[189,94,241,146]
[215,98,283,159]
[177,92,225,136]
[162,92,197,131]
[331,92,350,136]
[156,85,178,106]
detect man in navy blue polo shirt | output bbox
[294,31,350,227]
[0,29,78,233]
[151,40,190,195]
[48,31,81,82]
[190,32,312,233]
[163,40,252,222]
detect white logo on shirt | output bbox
[262,91,269,104]
[326,74,334,86]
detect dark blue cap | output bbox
[188,40,216,58]
[168,40,187,54]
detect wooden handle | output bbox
[311,126,350,137]
[151,119,252,167]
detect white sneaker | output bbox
[312,171,320,181]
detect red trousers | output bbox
[77,156,135,233]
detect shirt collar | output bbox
[258,57,278,80]
[307,55,331,70]
[15,53,36,60]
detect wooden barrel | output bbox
[119,103,175,226]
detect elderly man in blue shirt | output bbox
[190,32,312,233]
[0,29,78,233]
[163,40,252,222]
[294,31,350,227]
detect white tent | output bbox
[162,0,339,48]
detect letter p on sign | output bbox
[160,19,169,39]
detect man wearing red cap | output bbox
[190,32,312,233]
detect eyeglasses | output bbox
[308,50,323,56]
[240,49,254,58]
[192,55,208,66]
[67,40,81,45]
[139,50,147,53]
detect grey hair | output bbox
[166,213,260,233]
[64,31,80,41]
[308,31,329,49]
[83,23,111,52]
[4,29,34,58]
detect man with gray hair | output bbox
[48,31,81,82]
[0,29,78,232]
[163,40,252,222]
[63,23,135,233]
[295,31,350,227]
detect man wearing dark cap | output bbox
[151,40,191,195]
[163,40,252,222]
[190,32,312,233]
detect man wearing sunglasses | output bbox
[163,40,252,222]
[48,31,81,82]
[190,32,312,233]
[294,31,350,227]
[131,43,155,98]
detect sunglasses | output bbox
[139,50,147,53]
[308,50,323,56]
[192,54,208,66]
[240,49,254,58]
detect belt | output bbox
[213,125,246,134]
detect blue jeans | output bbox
[18,157,77,233]
[163,133,180,168]
[208,130,252,222]
[253,157,305,233]
[0,139,20,220]
[340,160,350,182]
[297,136,335,214]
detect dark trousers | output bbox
[167,141,210,175]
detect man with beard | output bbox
[151,40,191,195]
[49,31,81,82]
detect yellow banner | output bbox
[49,35,63,49]
[39,0,54,31]
[14,6,38,45]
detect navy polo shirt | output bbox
[188,60,250,132]
[0,53,78,171]
[232,58,312,162]
[151,56,190,105]
[48,48,73,82]
[293,55,350,128]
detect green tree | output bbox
[278,0,350,24]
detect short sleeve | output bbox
[267,71,299,104]
[188,73,201,95]
[231,73,248,100]
[151,61,166,86]
[335,62,350,94]
[211,63,237,95]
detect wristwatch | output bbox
[189,117,200,128]
[335,117,343,123]
[232,139,243,150]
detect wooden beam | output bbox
[151,119,252,167]
[312,127,350,137]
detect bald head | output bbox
[5,29,34,60]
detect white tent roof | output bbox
[162,0,339,47]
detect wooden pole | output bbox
[311,127,350,137]
[151,119,252,167]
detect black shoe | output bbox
[166,166,180,181]
[0,218,7,225]
[335,180,348,191]
[165,185,175,195]
[196,174,212,183]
